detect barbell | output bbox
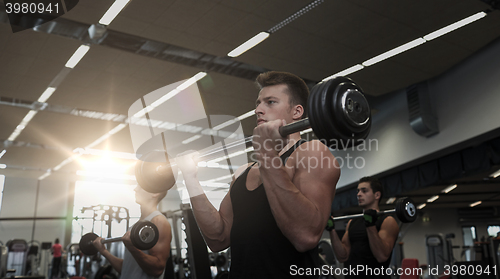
[332,197,417,223]
[79,220,159,256]
[135,76,372,193]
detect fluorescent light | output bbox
[38,171,51,180]
[322,64,364,81]
[65,45,90,68]
[427,195,439,203]
[177,72,207,91]
[133,72,206,118]
[183,135,202,144]
[441,184,457,193]
[21,110,38,126]
[362,38,426,67]
[108,124,127,135]
[490,169,500,178]
[0,164,6,169]
[386,197,396,204]
[423,12,487,41]
[417,203,427,210]
[99,0,130,25]
[38,87,56,103]
[228,32,270,57]
[237,110,255,121]
[0,150,6,159]
[470,201,482,207]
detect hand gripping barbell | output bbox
[333,197,417,223]
[135,76,372,193]
[79,220,159,256]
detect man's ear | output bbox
[292,104,304,120]
[374,191,381,201]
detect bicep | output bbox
[149,217,172,263]
[342,221,351,252]
[294,146,340,216]
[378,217,399,247]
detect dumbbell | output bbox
[79,220,159,255]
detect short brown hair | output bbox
[255,71,309,119]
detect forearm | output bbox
[329,230,349,262]
[366,227,392,262]
[260,161,324,251]
[185,177,230,251]
[99,249,123,274]
[127,248,165,277]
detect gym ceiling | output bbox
[1,0,500,212]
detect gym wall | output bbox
[333,37,500,188]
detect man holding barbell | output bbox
[92,185,172,279]
[327,177,399,279]
[177,71,340,278]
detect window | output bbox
[487,225,500,238]
[462,226,477,261]
[72,181,141,244]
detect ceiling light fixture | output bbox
[470,201,482,207]
[322,12,487,80]
[417,203,427,210]
[362,38,426,67]
[441,184,457,193]
[0,150,6,159]
[490,169,500,178]
[386,197,396,204]
[38,87,56,103]
[0,164,6,169]
[99,0,131,25]
[65,45,90,68]
[228,32,270,57]
[427,195,439,203]
[323,64,364,81]
[423,12,487,41]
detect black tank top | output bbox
[345,215,392,279]
[229,140,320,279]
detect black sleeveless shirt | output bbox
[229,140,320,279]
[344,215,392,279]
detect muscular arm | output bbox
[123,215,172,277]
[330,220,351,263]
[258,140,340,252]
[180,159,249,252]
[366,216,399,263]
[92,239,124,273]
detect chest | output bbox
[244,158,297,191]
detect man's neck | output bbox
[140,204,158,219]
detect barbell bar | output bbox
[135,76,372,193]
[79,220,159,256]
[332,197,417,223]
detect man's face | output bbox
[357,182,377,207]
[255,84,295,126]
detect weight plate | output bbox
[135,150,177,193]
[395,197,417,223]
[130,220,159,250]
[79,232,99,256]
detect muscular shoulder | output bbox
[380,216,399,231]
[291,140,339,173]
